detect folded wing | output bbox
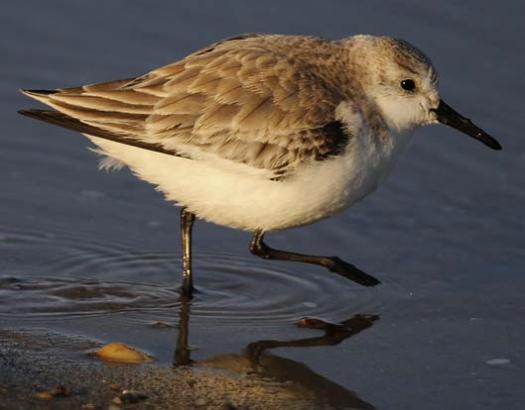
[21,34,351,178]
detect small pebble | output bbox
[111,396,123,406]
[120,390,148,403]
[150,320,173,329]
[110,383,121,392]
[34,391,53,401]
[34,385,69,400]
[49,385,69,397]
[486,358,511,366]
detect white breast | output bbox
[87,126,411,232]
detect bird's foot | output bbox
[326,257,381,287]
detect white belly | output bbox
[87,132,411,232]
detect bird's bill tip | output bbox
[432,100,502,151]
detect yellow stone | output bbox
[95,342,152,364]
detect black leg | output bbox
[180,208,196,298]
[249,231,380,287]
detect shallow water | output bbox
[1,1,524,408]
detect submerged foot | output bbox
[325,257,381,287]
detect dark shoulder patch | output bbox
[270,121,350,182]
[317,121,350,160]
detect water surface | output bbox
[1,1,524,409]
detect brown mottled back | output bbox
[23,35,354,176]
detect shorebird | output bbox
[19,34,501,298]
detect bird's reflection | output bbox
[173,296,378,410]
[173,295,192,366]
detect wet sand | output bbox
[0,314,377,409]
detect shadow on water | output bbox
[173,296,378,410]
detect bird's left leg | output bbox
[249,230,380,287]
[180,208,196,298]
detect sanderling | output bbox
[19,34,501,298]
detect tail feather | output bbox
[19,77,182,158]
[21,89,57,96]
[20,88,58,105]
[19,84,154,135]
[18,109,178,157]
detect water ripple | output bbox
[0,226,388,328]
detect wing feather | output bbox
[20,34,353,177]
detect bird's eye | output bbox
[400,79,416,91]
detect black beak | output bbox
[431,100,502,150]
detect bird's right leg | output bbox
[180,207,196,299]
[249,230,380,287]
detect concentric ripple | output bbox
[1,226,383,328]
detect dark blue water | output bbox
[1,1,524,409]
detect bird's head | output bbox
[345,35,501,150]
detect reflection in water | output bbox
[0,244,378,408]
[173,297,378,409]
[174,295,192,366]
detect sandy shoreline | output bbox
[0,327,373,409]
